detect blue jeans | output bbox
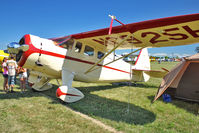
[8,75,15,86]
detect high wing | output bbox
[51,13,199,50]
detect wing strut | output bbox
[108,15,126,34]
[108,15,126,60]
[108,15,115,35]
[84,15,135,74]
[84,34,131,74]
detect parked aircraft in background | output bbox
[7,13,199,103]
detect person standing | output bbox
[17,67,27,93]
[2,57,9,92]
[7,56,17,92]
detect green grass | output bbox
[0,62,199,133]
[0,79,111,132]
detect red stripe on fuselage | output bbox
[19,34,130,74]
[65,56,130,74]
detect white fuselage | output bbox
[21,35,133,83]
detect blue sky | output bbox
[0,0,199,57]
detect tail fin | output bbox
[134,48,150,70]
[132,48,151,82]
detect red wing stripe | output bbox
[50,13,199,40]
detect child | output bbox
[17,67,27,93]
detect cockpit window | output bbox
[60,39,74,50]
[84,45,94,56]
[97,51,104,59]
[75,42,82,53]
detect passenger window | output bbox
[60,39,74,51]
[97,51,104,59]
[75,42,82,53]
[84,45,94,56]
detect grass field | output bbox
[0,62,199,133]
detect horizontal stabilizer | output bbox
[133,68,169,78]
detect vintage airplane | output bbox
[7,13,199,103]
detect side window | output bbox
[60,39,74,51]
[75,42,82,53]
[97,51,104,59]
[84,45,94,56]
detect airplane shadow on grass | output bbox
[46,84,156,125]
[0,88,44,100]
[0,83,156,125]
[0,78,45,100]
